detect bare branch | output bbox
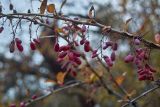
[25,81,84,106]
[0,13,160,49]
[121,85,160,107]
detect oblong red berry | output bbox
[105,41,113,47]
[68,52,75,61]
[124,54,134,63]
[112,43,118,51]
[84,42,90,52]
[59,45,70,51]
[30,42,36,50]
[91,53,98,58]
[15,38,22,44]
[54,43,59,52]
[0,27,4,33]
[74,57,81,65]
[80,38,85,45]
[104,56,113,67]
[111,51,116,61]
[31,95,37,100]
[16,44,23,52]
[72,51,81,57]
[70,71,77,77]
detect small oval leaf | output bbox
[47,4,55,13]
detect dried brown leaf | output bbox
[47,4,55,13]
[40,0,47,14]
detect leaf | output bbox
[56,72,67,85]
[55,28,64,33]
[47,4,55,13]
[125,18,132,24]
[85,73,99,83]
[115,76,125,86]
[124,18,132,32]
[40,0,47,14]
[88,5,95,18]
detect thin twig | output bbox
[121,85,160,107]
[25,81,84,106]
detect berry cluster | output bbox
[9,38,40,53]
[52,24,89,77]
[54,42,82,77]
[124,38,156,81]
[103,41,118,67]
[80,38,91,52]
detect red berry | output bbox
[134,38,140,45]
[124,54,134,63]
[20,102,26,107]
[84,42,90,52]
[0,27,4,33]
[30,42,36,50]
[71,71,77,77]
[59,45,70,51]
[15,38,22,44]
[111,51,116,61]
[72,51,81,57]
[138,75,146,81]
[105,41,113,47]
[31,95,37,100]
[16,44,23,52]
[92,49,98,54]
[104,56,113,67]
[54,43,59,52]
[103,45,108,50]
[91,53,98,58]
[112,43,118,51]
[80,38,85,45]
[68,52,75,61]
[74,57,81,65]
[91,50,98,58]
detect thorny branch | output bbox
[0,13,160,49]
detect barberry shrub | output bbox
[0,0,159,107]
